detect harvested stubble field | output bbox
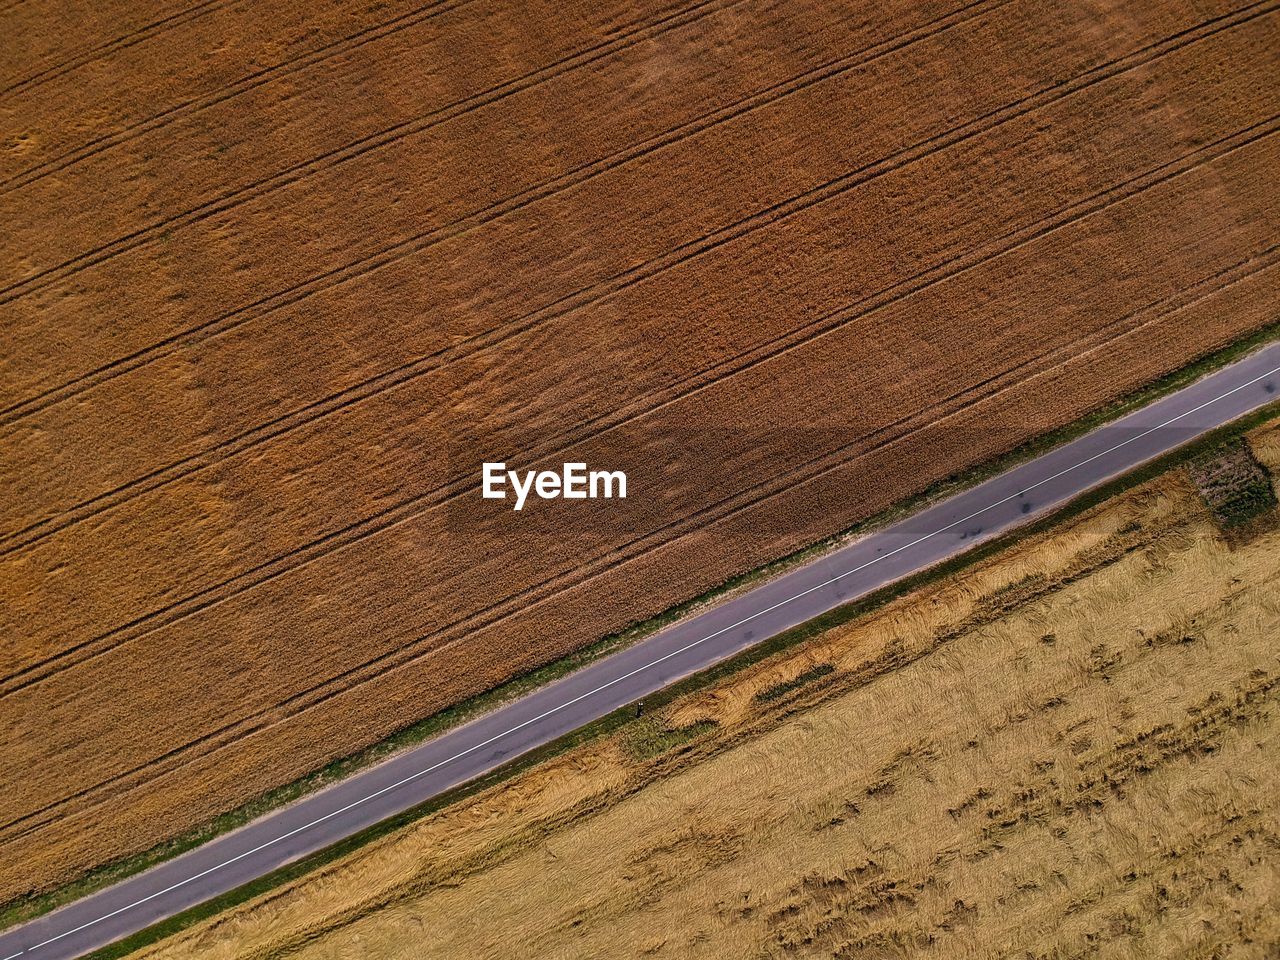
[132,421,1280,960]
[2,0,1279,902]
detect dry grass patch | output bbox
[135,425,1280,960]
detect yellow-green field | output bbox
[137,423,1280,959]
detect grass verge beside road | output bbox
[3,322,1278,953]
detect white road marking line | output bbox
[12,359,1280,958]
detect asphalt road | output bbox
[4,342,1279,960]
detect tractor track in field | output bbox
[4,143,1274,844]
[1,0,1268,562]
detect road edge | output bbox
[5,321,1280,950]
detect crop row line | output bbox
[4,0,1259,558]
[0,0,738,208]
[0,0,705,108]
[0,0,768,419]
[0,0,1010,546]
[4,232,1272,845]
[0,0,747,310]
[8,0,1261,426]
[0,0,473,190]
[2,117,1272,842]
[3,8,1274,836]
[0,0,232,100]
[3,24,1269,706]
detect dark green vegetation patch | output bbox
[622,718,719,761]
[1187,439,1277,529]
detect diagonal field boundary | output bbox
[3,346,1278,960]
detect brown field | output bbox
[131,422,1280,959]
[2,0,1279,901]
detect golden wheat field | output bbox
[130,421,1280,959]
[3,0,1280,899]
